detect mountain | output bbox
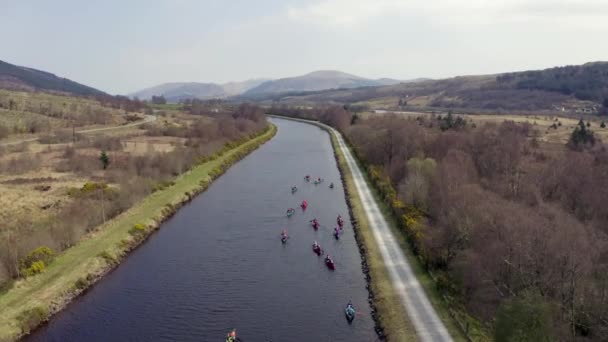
[130,82,225,102]
[221,79,270,96]
[255,62,608,114]
[0,59,106,96]
[245,70,394,95]
[130,79,269,102]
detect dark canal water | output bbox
[27,117,377,342]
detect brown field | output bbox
[366,110,608,145]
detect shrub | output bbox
[17,306,49,334]
[128,223,147,238]
[97,250,117,265]
[21,261,46,277]
[152,180,175,192]
[19,246,54,276]
[81,181,107,193]
[74,277,88,290]
[118,239,131,250]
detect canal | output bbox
[27,117,377,342]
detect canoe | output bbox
[313,244,322,255]
[345,304,356,322]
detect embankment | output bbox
[0,124,277,342]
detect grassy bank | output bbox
[0,124,277,342]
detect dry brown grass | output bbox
[122,136,184,154]
[367,110,608,145]
[0,170,86,228]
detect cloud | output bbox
[286,0,608,28]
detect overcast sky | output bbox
[2,0,607,94]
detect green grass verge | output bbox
[0,124,277,341]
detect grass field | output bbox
[0,125,277,341]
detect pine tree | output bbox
[99,151,110,170]
[568,119,595,150]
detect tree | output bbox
[99,151,110,170]
[567,119,595,150]
[495,292,554,342]
[151,95,167,105]
[439,111,466,131]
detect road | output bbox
[328,124,453,342]
[0,114,157,146]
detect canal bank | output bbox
[0,124,276,342]
[23,117,377,342]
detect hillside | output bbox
[130,82,225,102]
[130,79,268,102]
[221,79,270,96]
[260,62,608,114]
[244,70,400,95]
[0,59,106,97]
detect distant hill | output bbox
[221,79,271,96]
[0,59,106,96]
[257,63,608,114]
[130,79,269,102]
[130,82,225,102]
[244,70,397,95]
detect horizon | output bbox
[3,0,608,94]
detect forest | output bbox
[497,62,608,105]
[269,105,608,340]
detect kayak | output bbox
[311,220,319,230]
[286,209,295,217]
[345,303,356,322]
[337,217,344,227]
[329,183,334,189]
[281,235,288,243]
[312,243,323,255]
[325,257,335,270]
[334,230,340,240]
[226,329,239,342]
[291,187,297,194]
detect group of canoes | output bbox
[278,176,356,325]
[303,175,334,188]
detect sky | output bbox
[2,0,607,95]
